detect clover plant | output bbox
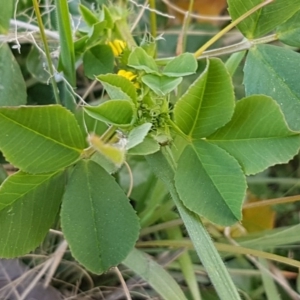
[1,0,300,299]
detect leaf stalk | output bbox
[193,0,274,58]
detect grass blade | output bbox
[54,0,76,86]
[123,248,187,300]
[146,151,241,300]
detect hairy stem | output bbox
[149,0,157,40]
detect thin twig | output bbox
[19,260,53,300]
[107,249,185,300]
[130,0,148,32]
[129,0,174,19]
[124,161,134,198]
[114,267,132,300]
[10,20,60,40]
[176,0,194,56]
[82,80,98,101]
[243,194,300,209]
[43,239,68,287]
[49,229,64,236]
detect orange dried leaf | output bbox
[169,0,227,23]
[242,194,276,233]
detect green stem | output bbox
[243,194,300,209]
[146,151,242,300]
[201,40,252,58]
[204,33,277,59]
[32,0,61,105]
[149,0,157,40]
[115,18,137,48]
[155,33,278,65]
[81,146,96,159]
[140,219,183,236]
[82,125,118,158]
[176,0,194,96]
[180,0,194,54]
[163,146,177,170]
[100,125,117,143]
[193,0,274,58]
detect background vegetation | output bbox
[1,0,300,299]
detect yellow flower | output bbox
[118,70,137,81]
[108,39,126,56]
[117,70,140,89]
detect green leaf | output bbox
[208,95,300,175]
[228,0,300,39]
[174,58,235,139]
[127,136,160,155]
[79,4,99,26]
[175,140,246,226]
[126,123,152,150]
[225,50,247,77]
[97,74,137,104]
[244,44,300,131]
[61,160,140,274]
[84,100,135,126]
[0,170,65,257]
[74,35,89,56]
[101,5,114,29]
[141,41,156,58]
[163,53,197,77]
[0,105,85,173]
[0,0,13,33]
[276,10,300,47]
[123,248,187,300]
[128,47,159,74]
[60,81,77,111]
[26,45,51,83]
[86,21,107,46]
[142,75,182,96]
[83,44,114,79]
[0,44,27,106]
